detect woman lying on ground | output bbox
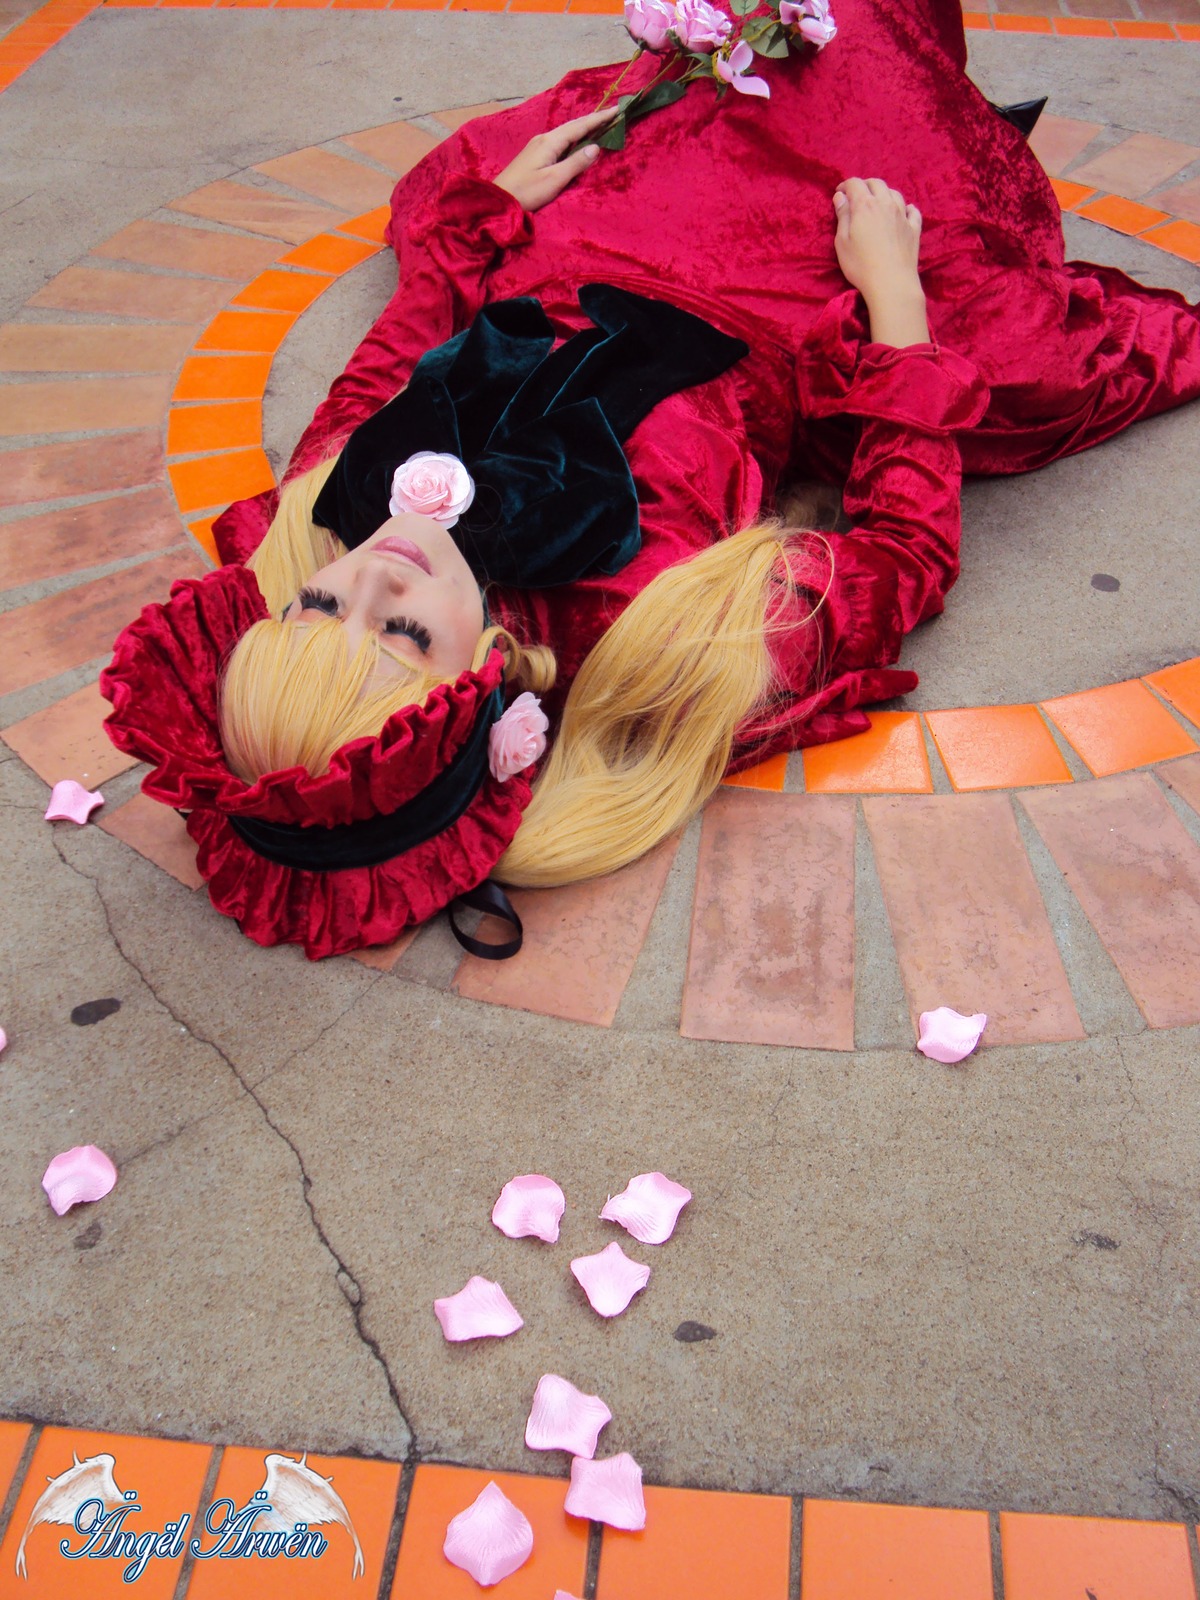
[101,0,1200,959]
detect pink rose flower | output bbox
[624,0,675,50]
[715,39,770,97]
[779,0,836,48]
[670,0,732,53]
[489,693,549,782]
[388,451,475,528]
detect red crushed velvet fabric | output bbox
[100,566,530,959]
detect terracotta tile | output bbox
[278,231,380,273]
[1052,13,1115,29]
[167,398,261,455]
[1112,15,1176,31]
[231,267,333,313]
[1076,193,1172,234]
[341,121,442,175]
[1071,132,1200,198]
[802,711,932,794]
[0,1419,32,1503]
[169,447,275,513]
[169,179,338,243]
[0,375,171,436]
[994,0,1057,13]
[0,1426,211,1597]
[338,205,392,242]
[390,1464,587,1599]
[0,322,193,372]
[1138,0,1200,17]
[187,514,221,563]
[1022,774,1200,1029]
[453,834,679,1025]
[98,792,203,887]
[1153,173,1200,224]
[91,218,283,279]
[1143,218,1200,264]
[0,550,205,696]
[0,430,162,507]
[801,1500,993,1600]
[187,1446,402,1597]
[683,789,856,1050]
[993,12,1052,27]
[432,101,509,131]
[195,309,297,353]
[2,679,137,785]
[863,792,1085,1045]
[923,705,1073,790]
[0,486,183,590]
[1049,177,1098,208]
[1145,657,1200,728]
[1063,0,1131,12]
[1028,114,1104,174]
[598,1484,790,1599]
[173,353,273,400]
[1158,751,1200,819]
[27,265,233,322]
[722,750,788,790]
[254,147,397,212]
[350,927,418,969]
[1041,680,1196,775]
[1000,1511,1194,1600]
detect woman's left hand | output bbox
[493,110,619,212]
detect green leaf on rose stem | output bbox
[594,114,628,148]
[625,76,688,122]
[730,0,757,15]
[748,19,789,53]
[740,14,771,39]
[618,92,636,110]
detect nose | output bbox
[351,554,411,618]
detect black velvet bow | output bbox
[312,284,749,588]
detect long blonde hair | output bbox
[221,461,829,886]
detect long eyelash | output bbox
[385,615,433,653]
[296,586,339,615]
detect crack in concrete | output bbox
[49,834,418,1458]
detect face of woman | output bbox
[282,514,485,680]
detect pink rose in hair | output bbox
[670,0,732,52]
[489,693,549,782]
[779,0,837,48]
[624,0,675,49]
[389,451,475,528]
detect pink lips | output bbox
[373,536,431,574]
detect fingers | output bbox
[550,143,604,188]
[905,202,923,235]
[836,176,913,214]
[540,107,620,159]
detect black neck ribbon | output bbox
[312,283,749,588]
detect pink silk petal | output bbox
[41,1145,118,1215]
[443,1481,534,1586]
[917,1006,988,1064]
[434,1276,524,1342]
[491,1173,566,1243]
[570,1241,651,1317]
[554,1592,584,1600]
[44,780,104,825]
[565,1453,647,1531]
[600,1171,692,1245]
[0,1027,7,1054]
[525,1374,613,1458]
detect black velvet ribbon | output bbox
[312,283,749,588]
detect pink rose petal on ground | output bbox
[570,1241,650,1318]
[434,1276,524,1342]
[443,1481,533,1586]
[554,1592,583,1600]
[525,1374,613,1458]
[0,1027,7,1054]
[44,780,104,824]
[565,1453,646,1531]
[41,1145,118,1216]
[917,1006,988,1064]
[492,1173,565,1243]
[600,1171,692,1245]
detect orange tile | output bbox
[0,431,163,508]
[187,1446,402,1597]
[598,1484,790,1599]
[683,789,856,1050]
[333,0,391,9]
[722,750,788,790]
[923,704,1073,790]
[388,0,447,10]
[337,205,392,242]
[1041,679,1197,775]
[453,834,679,1025]
[432,101,508,132]
[279,231,380,272]
[802,711,932,794]
[1049,177,1098,209]
[801,1500,993,1600]
[448,0,505,11]
[99,792,204,887]
[0,1419,32,1504]
[1176,20,1200,36]
[349,927,418,969]
[2,680,138,786]
[1145,657,1200,727]
[390,1464,587,1599]
[993,12,1052,27]
[27,264,233,322]
[255,146,397,211]
[0,1426,211,1598]
[1052,14,1114,30]
[568,0,624,9]
[195,309,297,353]
[187,515,221,563]
[0,65,27,89]
[0,321,194,373]
[231,267,333,312]
[864,792,1085,1046]
[0,485,183,590]
[92,218,283,280]
[1071,131,1200,198]
[173,353,273,401]
[168,398,261,455]
[509,0,567,10]
[1000,1511,1195,1600]
[1143,218,1200,264]
[340,120,442,176]
[169,448,275,513]
[961,10,991,25]
[1113,15,1175,32]
[169,179,338,243]
[1076,193,1172,234]
[0,375,170,436]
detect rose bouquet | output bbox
[589,0,836,148]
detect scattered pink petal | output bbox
[0,1027,7,1054]
[41,1145,118,1216]
[525,1374,613,1458]
[600,1171,692,1245]
[492,1173,565,1243]
[434,1275,523,1342]
[44,780,104,825]
[565,1453,646,1531]
[443,1481,533,1587]
[554,1592,584,1600]
[917,1006,988,1064]
[570,1240,650,1318]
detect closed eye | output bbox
[295,586,339,617]
[384,615,432,653]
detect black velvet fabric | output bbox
[312,283,748,587]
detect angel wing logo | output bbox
[251,1453,364,1579]
[15,1451,125,1579]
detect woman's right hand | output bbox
[832,178,930,347]
[493,109,619,213]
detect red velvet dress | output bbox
[213,0,1200,763]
